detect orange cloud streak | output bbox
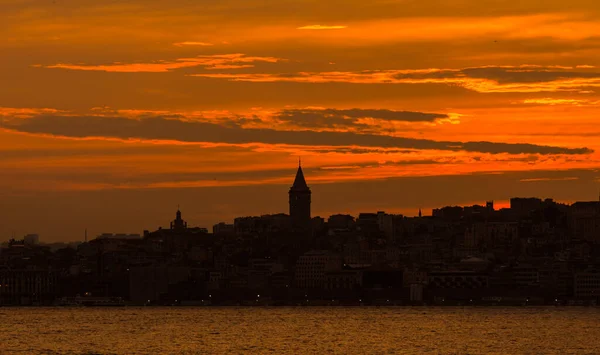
[192,66,600,93]
[297,25,347,30]
[173,41,214,46]
[41,54,282,73]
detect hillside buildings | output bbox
[1,165,600,306]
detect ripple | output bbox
[0,308,599,354]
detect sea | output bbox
[1,307,599,354]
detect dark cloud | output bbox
[274,108,447,130]
[318,160,444,170]
[275,110,357,129]
[462,67,600,84]
[393,66,600,84]
[0,114,592,155]
[330,109,447,121]
[309,147,418,154]
[197,65,600,93]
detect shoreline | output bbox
[1,304,598,308]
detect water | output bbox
[1,307,599,354]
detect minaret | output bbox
[289,159,311,230]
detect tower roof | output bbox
[292,164,309,190]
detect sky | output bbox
[2,0,600,241]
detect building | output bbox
[170,209,187,230]
[212,223,234,236]
[324,270,362,290]
[233,216,263,235]
[0,269,58,305]
[289,161,311,231]
[403,269,428,287]
[432,206,464,220]
[571,201,600,242]
[510,197,551,217]
[96,233,142,240]
[260,214,291,233]
[464,222,518,249]
[356,213,382,237]
[512,264,540,287]
[574,268,600,299]
[377,212,402,241]
[295,251,341,289]
[428,271,489,289]
[232,215,291,235]
[143,209,210,253]
[327,214,355,230]
[23,234,40,246]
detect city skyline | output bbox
[3,164,600,308]
[2,0,600,241]
[3,163,600,243]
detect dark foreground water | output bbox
[1,307,600,354]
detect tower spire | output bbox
[292,163,308,190]
[289,161,312,231]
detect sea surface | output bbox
[1,307,599,354]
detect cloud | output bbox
[520,177,580,182]
[173,41,214,46]
[318,160,443,170]
[273,108,454,131]
[0,114,591,156]
[521,98,591,106]
[0,107,65,118]
[521,98,600,106]
[297,25,347,30]
[206,64,255,70]
[40,54,282,73]
[85,106,455,133]
[286,108,448,122]
[193,65,600,93]
[308,147,418,155]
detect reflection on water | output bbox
[1,307,599,354]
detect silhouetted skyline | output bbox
[3,164,600,242]
[3,165,600,308]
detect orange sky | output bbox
[1,0,600,241]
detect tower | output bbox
[170,208,187,230]
[289,160,311,230]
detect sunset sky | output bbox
[2,0,600,241]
